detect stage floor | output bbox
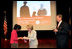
[1,38,71,48]
[18,39,56,48]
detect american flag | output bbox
[3,16,7,35]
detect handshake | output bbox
[18,36,29,40]
[18,37,23,40]
[18,36,28,43]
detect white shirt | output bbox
[55,20,62,34]
[58,20,62,27]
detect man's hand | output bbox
[53,29,58,32]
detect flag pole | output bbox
[4,11,6,18]
[4,10,7,41]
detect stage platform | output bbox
[1,38,71,48]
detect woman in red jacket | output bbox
[10,24,22,48]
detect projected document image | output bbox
[17,1,51,17]
[16,1,54,30]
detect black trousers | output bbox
[56,35,68,48]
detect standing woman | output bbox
[23,24,38,48]
[10,24,22,48]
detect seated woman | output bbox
[10,24,22,48]
[23,24,38,48]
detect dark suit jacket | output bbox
[56,21,69,36]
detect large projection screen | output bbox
[13,1,57,30]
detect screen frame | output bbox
[13,1,57,31]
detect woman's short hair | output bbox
[26,24,33,30]
[14,24,21,30]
